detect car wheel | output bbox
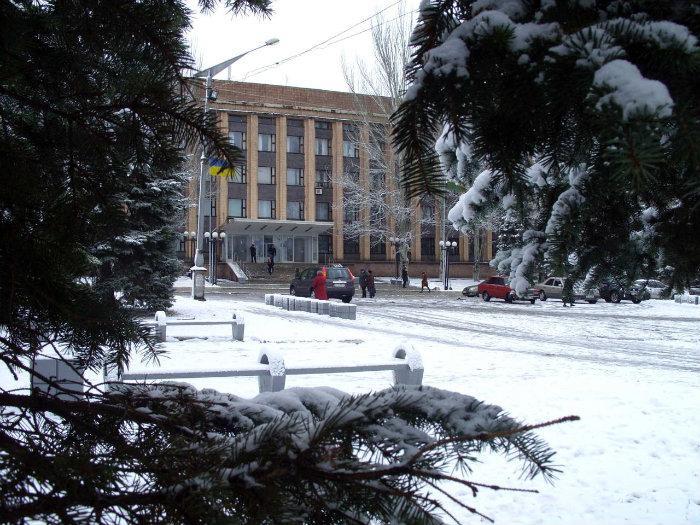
[538,291,547,301]
[587,299,597,304]
[310,289,315,299]
[610,291,621,303]
[482,292,491,302]
[505,292,515,304]
[530,298,536,304]
[604,298,612,303]
[290,286,296,295]
[632,297,641,304]
[341,296,352,303]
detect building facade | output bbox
[181,81,494,278]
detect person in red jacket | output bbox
[311,270,328,300]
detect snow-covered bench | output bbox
[265,294,356,320]
[147,311,245,342]
[109,343,423,393]
[674,294,699,305]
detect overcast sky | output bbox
[186,0,419,93]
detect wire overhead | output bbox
[240,0,414,80]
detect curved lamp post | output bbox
[191,38,279,300]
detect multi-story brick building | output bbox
[181,80,494,278]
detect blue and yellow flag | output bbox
[208,158,233,178]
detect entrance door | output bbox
[294,237,307,263]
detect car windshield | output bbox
[327,268,350,280]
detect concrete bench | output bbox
[31,357,86,400]
[267,294,355,320]
[675,294,699,305]
[109,343,423,394]
[152,311,245,342]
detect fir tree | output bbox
[0,1,575,522]
[393,0,700,293]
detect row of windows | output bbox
[227,131,358,157]
[227,199,332,222]
[227,165,334,188]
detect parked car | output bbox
[689,280,700,295]
[633,279,669,299]
[290,264,355,303]
[599,280,649,304]
[477,276,536,304]
[462,283,479,297]
[534,277,599,304]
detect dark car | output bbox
[599,280,649,304]
[290,264,355,303]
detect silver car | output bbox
[535,277,599,304]
[634,279,668,299]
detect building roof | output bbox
[208,80,392,121]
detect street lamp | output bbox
[439,240,458,290]
[190,38,279,300]
[389,236,402,279]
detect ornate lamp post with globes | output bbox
[439,240,458,290]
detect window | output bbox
[227,164,247,184]
[422,237,435,258]
[315,137,330,156]
[258,166,276,185]
[370,239,386,255]
[344,203,360,223]
[258,116,275,126]
[288,118,303,129]
[315,120,330,130]
[258,133,276,152]
[286,168,304,186]
[258,199,275,219]
[371,172,385,189]
[287,201,304,220]
[316,202,331,221]
[315,170,331,188]
[287,135,304,153]
[228,130,246,150]
[343,140,359,158]
[343,238,360,255]
[421,204,435,221]
[228,198,246,218]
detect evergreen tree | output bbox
[393,0,700,293]
[0,1,574,522]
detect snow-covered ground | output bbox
[4,295,699,524]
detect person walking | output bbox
[401,265,409,288]
[266,256,274,275]
[268,243,277,264]
[367,270,376,298]
[420,271,431,292]
[311,270,328,300]
[249,243,257,263]
[359,269,368,298]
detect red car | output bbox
[477,276,536,304]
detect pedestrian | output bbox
[249,242,257,263]
[268,243,277,264]
[359,269,368,298]
[421,271,431,292]
[267,256,274,275]
[401,265,409,288]
[562,276,575,307]
[367,270,376,298]
[311,270,328,300]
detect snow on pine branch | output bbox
[592,59,673,121]
[447,169,496,225]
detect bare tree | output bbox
[338,2,433,266]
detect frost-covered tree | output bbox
[340,3,434,266]
[393,0,700,293]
